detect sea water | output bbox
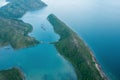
[0,0,120,80]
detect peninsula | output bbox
[47,14,107,80]
[0,17,39,49]
[0,0,46,49]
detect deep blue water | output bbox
[0,0,120,80]
[38,0,120,79]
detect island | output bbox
[0,17,39,49]
[0,0,47,49]
[0,0,46,79]
[47,14,107,80]
[0,67,24,80]
[0,0,47,18]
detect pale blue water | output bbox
[0,0,9,7]
[0,44,77,80]
[38,0,120,80]
[0,0,120,80]
[0,0,77,80]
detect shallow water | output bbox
[0,0,120,80]
[37,0,120,80]
[0,0,77,80]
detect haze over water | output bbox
[0,0,120,80]
[0,0,9,7]
[40,0,120,79]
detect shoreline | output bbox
[74,31,109,80]
[0,67,25,80]
[89,51,109,80]
[76,33,109,80]
[47,14,109,80]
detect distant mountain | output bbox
[0,0,47,18]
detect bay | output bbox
[0,0,120,80]
[37,0,120,80]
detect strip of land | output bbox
[0,67,24,80]
[0,0,46,49]
[0,0,47,18]
[47,14,107,80]
[0,17,39,49]
[0,0,46,79]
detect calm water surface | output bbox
[41,0,120,80]
[0,0,120,80]
[0,0,77,80]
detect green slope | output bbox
[0,17,39,49]
[0,68,24,80]
[47,14,106,80]
[0,0,44,79]
[0,0,47,18]
[0,0,44,49]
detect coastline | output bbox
[73,33,109,80]
[47,14,108,80]
[89,51,108,80]
[79,35,108,80]
[73,31,109,80]
[0,67,25,80]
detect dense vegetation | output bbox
[47,14,106,80]
[0,0,47,49]
[0,0,46,49]
[0,0,47,18]
[0,17,39,49]
[0,68,24,80]
[0,0,46,79]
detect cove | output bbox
[0,0,120,80]
[22,0,120,79]
[0,0,77,80]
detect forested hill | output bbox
[0,0,47,18]
[47,14,107,80]
[0,0,47,49]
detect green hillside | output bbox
[47,14,107,80]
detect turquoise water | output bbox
[0,0,120,80]
[0,0,77,80]
[38,0,120,80]
[0,44,77,80]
